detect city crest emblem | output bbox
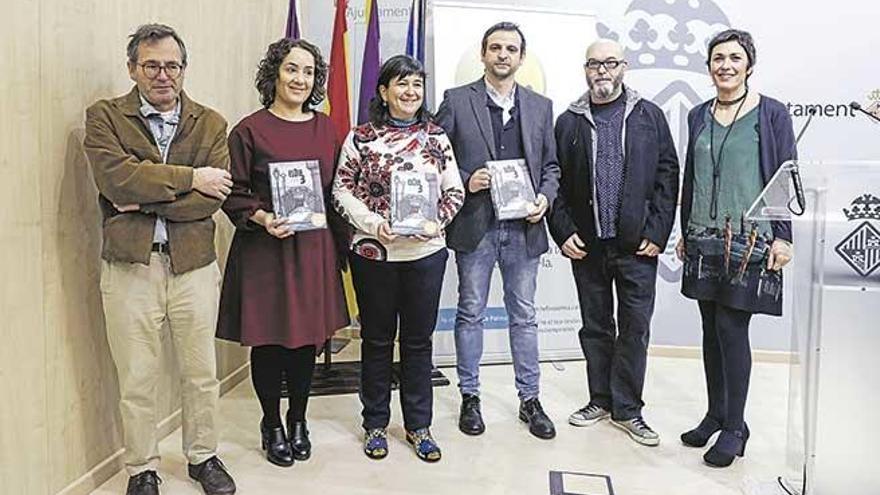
[596,0,732,282]
[834,193,880,277]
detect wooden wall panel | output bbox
[37,0,291,490]
[40,3,128,489]
[0,0,295,492]
[0,1,50,493]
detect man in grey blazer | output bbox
[436,22,560,440]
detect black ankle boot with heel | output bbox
[681,415,723,447]
[260,419,294,467]
[287,412,311,461]
[703,423,750,468]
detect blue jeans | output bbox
[453,220,540,401]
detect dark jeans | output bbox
[350,248,448,431]
[698,300,753,432]
[250,344,317,427]
[572,241,657,420]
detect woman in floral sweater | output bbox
[332,55,464,462]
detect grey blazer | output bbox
[436,78,560,257]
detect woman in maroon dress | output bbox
[217,38,349,467]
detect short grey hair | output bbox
[127,24,188,66]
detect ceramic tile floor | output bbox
[92,354,794,495]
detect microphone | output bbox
[787,107,816,216]
[850,101,880,124]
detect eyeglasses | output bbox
[584,59,626,72]
[137,62,184,79]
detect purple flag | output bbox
[357,0,381,124]
[285,0,300,39]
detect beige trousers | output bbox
[101,253,221,475]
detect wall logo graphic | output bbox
[835,193,880,278]
[597,0,731,281]
[598,0,731,157]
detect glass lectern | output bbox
[747,160,880,494]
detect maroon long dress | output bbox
[217,109,349,349]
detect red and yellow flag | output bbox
[326,0,358,321]
[327,0,351,140]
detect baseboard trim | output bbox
[56,361,250,495]
[649,345,794,363]
[437,345,793,366]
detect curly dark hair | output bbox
[368,55,433,126]
[255,38,327,109]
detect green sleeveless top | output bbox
[688,106,770,236]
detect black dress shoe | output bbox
[261,420,294,467]
[681,415,722,447]
[518,398,556,439]
[126,470,161,495]
[188,456,236,495]
[704,424,750,468]
[288,420,312,461]
[459,394,485,436]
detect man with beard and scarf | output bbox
[436,22,560,440]
[549,39,679,447]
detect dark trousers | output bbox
[572,241,657,420]
[250,344,317,427]
[697,300,753,432]
[350,249,448,431]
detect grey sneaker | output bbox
[568,404,610,427]
[611,417,661,446]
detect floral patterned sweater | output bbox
[332,121,465,262]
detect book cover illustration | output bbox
[390,170,440,236]
[268,160,326,232]
[487,158,537,220]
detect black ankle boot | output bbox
[681,415,722,447]
[703,423,750,468]
[288,419,311,461]
[459,394,485,436]
[261,420,294,467]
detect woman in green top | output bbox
[675,29,796,468]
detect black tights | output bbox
[250,345,317,428]
[698,301,753,432]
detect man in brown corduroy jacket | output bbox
[84,23,235,495]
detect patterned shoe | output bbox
[568,403,611,427]
[363,428,388,460]
[406,427,442,463]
